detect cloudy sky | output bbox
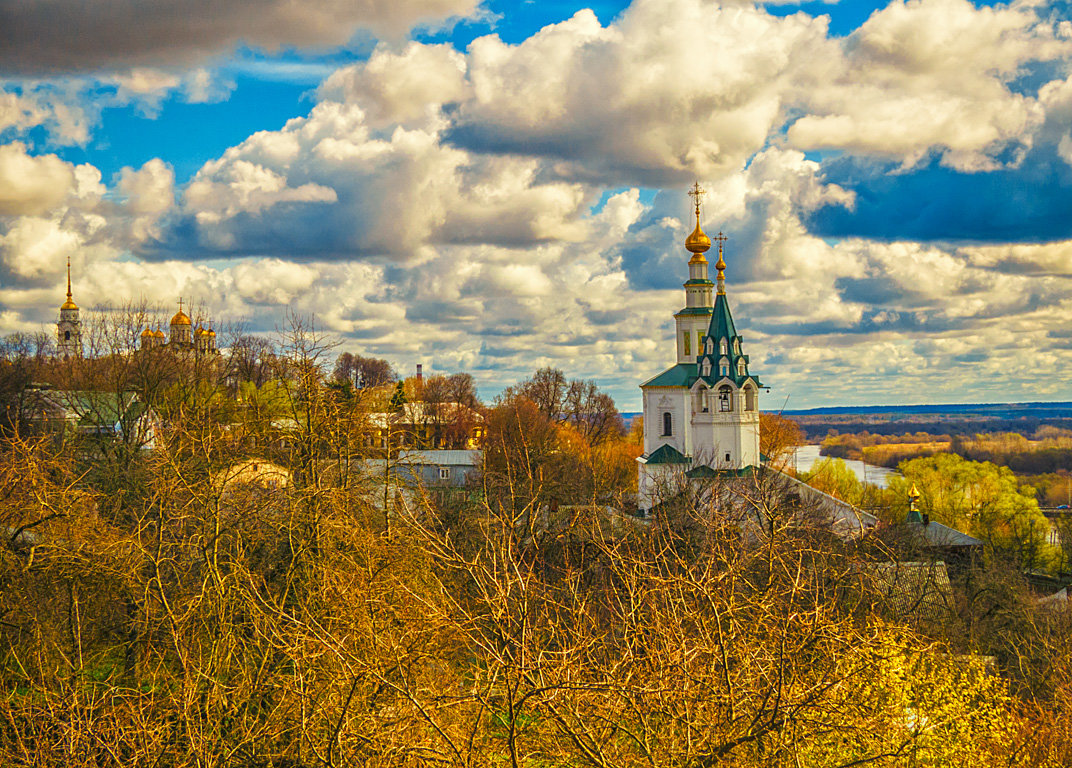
[2,0,1072,409]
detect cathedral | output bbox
[56,259,218,359]
[637,184,765,512]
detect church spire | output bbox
[61,255,78,311]
[713,231,728,295]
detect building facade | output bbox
[636,184,765,512]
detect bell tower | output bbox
[57,256,82,359]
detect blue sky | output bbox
[2,0,1072,410]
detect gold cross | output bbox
[688,181,706,215]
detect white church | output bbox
[637,184,765,512]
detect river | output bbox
[790,445,899,488]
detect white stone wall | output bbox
[642,386,693,457]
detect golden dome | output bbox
[685,221,711,254]
[141,327,154,338]
[153,328,166,339]
[206,329,216,337]
[171,309,191,326]
[61,296,79,311]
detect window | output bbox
[683,331,691,356]
[702,359,711,377]
[719,338,727,355]
[725,452,731,462]
[720,363,729,377]
[662,412,673,436]
[733,339,740,354]
[738,359,746,376]
[706,337,714,354]
[698,332,704,352]
[439,467,451,480]
[719,386,732,412]
[64,331,70,340]
[744,386,756,411]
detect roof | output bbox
[908,521,983,549]
[674,306,714,317]
[685,464,759,478]
[398,449,480,467]
[643,444,690,465]
[695,291,765,388]
[641,363,696,388]
[865,560,954,621]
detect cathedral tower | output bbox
[57,256,82,358]
[636,184,764,512]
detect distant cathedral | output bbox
[139,300,219,358]
[637,184,765,512]
[56,259,218,359]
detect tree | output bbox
[760,412,804,470]
[890,453,1055,569]
[333,352,396,389]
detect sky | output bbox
[2,0,1072,411]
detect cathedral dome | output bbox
[141,327,153,338]
[685,222,711,254]
[153,328,166,339]
[61,296,79,311]
[171,308,191,326]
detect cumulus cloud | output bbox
[0,0,481,75]
[788,0,1071,171]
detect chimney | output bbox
[416,363,423,383]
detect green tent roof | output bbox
[644,444,690,465]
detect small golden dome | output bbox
[153,328,166,339]
[141,327,153,338]
[61,297,78,311]
[171,309,191,326]
[685,221,711,254]
[207,329,216,337]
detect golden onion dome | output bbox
[685,221,711,254]
[61,296,79,311]
[171,309,191,326]
[141,327,154,338]
[153,328,166,339]
[207,329,216,337]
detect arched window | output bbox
[702,358,711,377]
[64,330,70,340]
[744,385,756,412]
[720,357,729,377]
[719,338,727,355]
[733,339,740,354]
[662,412,673,436]
[719,386,732,412]
[706,337,714,354]
[737,359,746,376]
[683,332,691,356]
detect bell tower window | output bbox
[702,358,711,377]
[683,332,691,356]
[662,412,673,436]
[719,386,732,412]
[64,331,70,340]
[719,338,727,355]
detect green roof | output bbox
[674,306,713,317]
[641,364,696,388]
[683,278,714,287]
[685,464,759,478]
[644,444,690,465]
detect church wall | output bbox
[642,386,691,457]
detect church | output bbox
[55,257,219,360]
[637,184,765,512]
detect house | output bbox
[25,386,158,450]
